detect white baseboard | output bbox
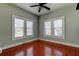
[0,38,38,54]
[39,38,79,48]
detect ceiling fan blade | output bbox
[38,7,41,12]
[76,3,79,10]
[30,5,39,7]
[39,3,47,5]
[42,3,47,5]
[42,6,50,10]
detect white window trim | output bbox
[12,15,34,40]
[43,20,52,37]
[12,15,26,40]
[25,20,34,37]
[52,16,66,39]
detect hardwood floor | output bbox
[0,40,79,56]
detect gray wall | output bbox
[0,4,38,47]
[39,4,79,45]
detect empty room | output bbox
[0,3,79,56]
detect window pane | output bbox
[26,21,33,36]
[44,21,51,35]
[53,19,62,36]
[54,27,62,36]
[54,19,62,27]
[15,18,24,38]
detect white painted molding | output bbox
[39,38,79,48]
[0,38,38,51]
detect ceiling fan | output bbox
[30,3,50,12]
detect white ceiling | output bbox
[13,3,74,16]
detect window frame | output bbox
[12,15,25,40]
[52,16,65,39]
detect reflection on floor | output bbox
[0,40,79,56]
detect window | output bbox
[26,21,33,36]
[53,16,65,39]
[43,16,65,39]
[14,17,24,38]
[12,15,25,40]
[44,21,51,35]
[53,20,62,37]
[12,15,34,40]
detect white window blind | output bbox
[44,21,51,35]
[14,18,24,38]
[53,16,65,39]
[53,19,62,37]
[26,21,33,36]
